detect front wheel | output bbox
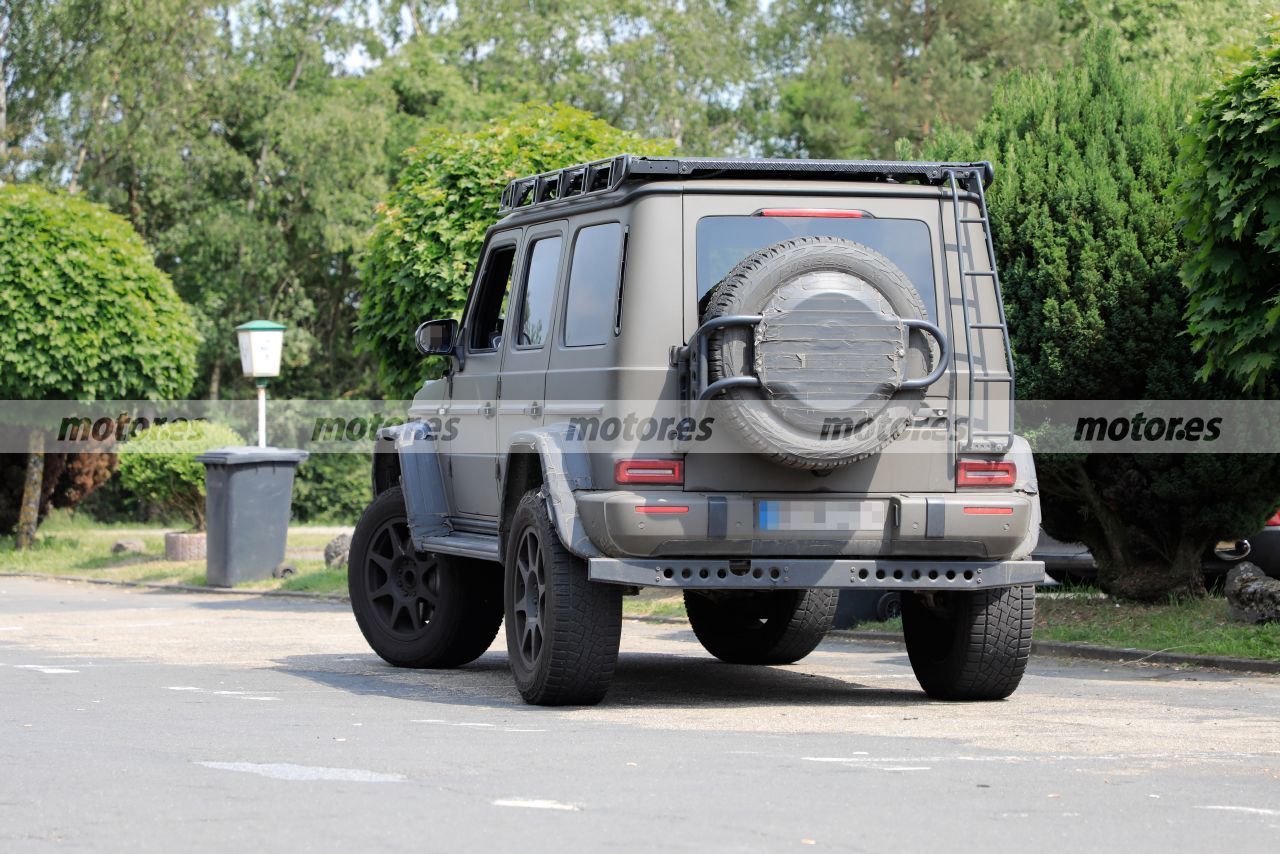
[348,487,502,668]
[504,490,622,706]
[901,585,1034,700]
[684,589,836,665]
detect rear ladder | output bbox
[945,169,1016,452]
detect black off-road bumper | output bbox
[588,557,1045,590]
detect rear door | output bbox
[680,191,954,494]
[497,222,566,466]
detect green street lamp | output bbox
[236,320,286,448]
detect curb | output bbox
[824,628,1280,676]
[0,572,350,604]
[5,573,1277,676]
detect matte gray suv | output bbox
[351,156,1043,705]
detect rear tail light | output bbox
[1266,510,1280,528]
[754,208,871,218]
[956,459,1016,488]
[615,458,684,485]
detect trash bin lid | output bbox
[195,446,310,466]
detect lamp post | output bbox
[235,320,285,448]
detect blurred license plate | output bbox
[757,500,886,532]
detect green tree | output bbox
[1179,20,1280,393]
[755,0,1066,158]
[924,30,1280,600]
[358,103,672,395]
[0,183,198,547]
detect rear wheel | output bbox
[684,589,836,665]
[504,490,623,706]
[901,585,1034,700]
[348,487,502,668]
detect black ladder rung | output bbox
[971,430,1015,437]
[970,323,1005,330]
[973,375,1014,383]
[963,270,997,277]
[960,218,987,224]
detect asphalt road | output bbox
[2,577,1279,852]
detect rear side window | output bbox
[696,216,937,320]
[563,223,624,347]
[516,236,562,348]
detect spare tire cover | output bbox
[703,236,937,470]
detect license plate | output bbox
[757,500,887,532]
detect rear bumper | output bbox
[589,557,1044,590]
[576,490,1037,560]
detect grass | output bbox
[843,587,1279,662]
[0,509,350,595]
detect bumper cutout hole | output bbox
[699,568,709,579]
[769,567,781,580]
[663,568,674,579]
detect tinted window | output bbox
[468,243,517,351]
[516,236,562,348]
[696,217,937,320]
[564,223,624,347]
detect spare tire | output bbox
[703,236,940,470]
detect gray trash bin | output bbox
[196,447,308,587]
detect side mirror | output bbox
[415,319,459,357]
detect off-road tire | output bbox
[349,487,503,668]
[684,589,837,665]
[703,236,936,470]
[504,490,623,706]
[901,585,1034,700]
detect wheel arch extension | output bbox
[504,425,602,560]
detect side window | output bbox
[563,223,624,347]
[515,236,562,348]
[468,244,517,351]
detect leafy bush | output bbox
[0,184,198,399]
[0,183,199,545]
[291,452,371,525]
[925,30,1280,600]
[359,103,673,396]
[1180,21,1280,392]
[117,421,243,532]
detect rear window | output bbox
[696,216,937,320]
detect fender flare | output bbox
[374,421,450,542]
[506,423,602,559]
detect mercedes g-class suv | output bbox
[351,156,1043,706]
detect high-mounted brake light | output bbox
[755,208,871,218]
[956,460,1017,488]
[1267,510,1280,528]
[615,459,684,485]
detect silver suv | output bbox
[351,156,1043,705]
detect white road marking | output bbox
[492,798,580,811]
[1196,806,1280,817]
[801,755,870,762]
[0,626,23,631]
[881,767,931,772]
[167,686,201,691]
[196,762,405,783]
[503,728,547,733]
[456,722,495,728]
[15,665,78,674]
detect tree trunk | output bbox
[13,431,44,549]
[208,356,222,401]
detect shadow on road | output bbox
[272,648,927,711]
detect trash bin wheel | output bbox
[349,487,502,668]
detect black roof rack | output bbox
[497,155,993,215]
